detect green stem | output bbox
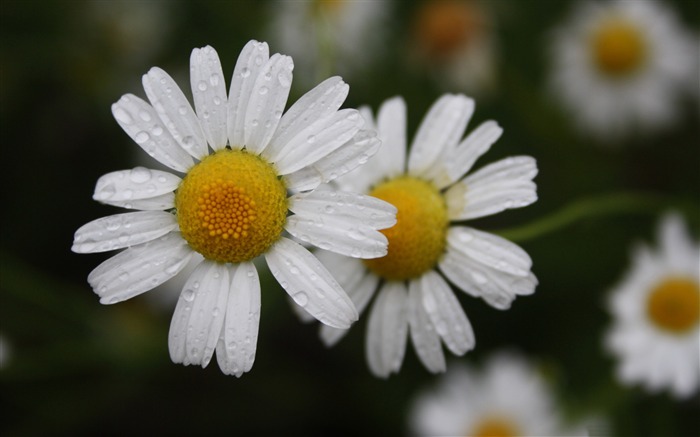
[495,192,698,243]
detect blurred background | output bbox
[1,0,698,435]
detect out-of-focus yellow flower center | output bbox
[415,0,484,59]
[646,277,700,334]
[176,149,287,263]
[469,416,520,437]
[314,0,345,16]
[363,176,448,281]
[591,18,647,77]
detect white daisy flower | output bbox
[410,0,498,95]
[312,95,539,378]
[549,0,698,141]
[606,212,700,399]
[72,41,397,377]
[409,353,588,437]
[266,0,389,87]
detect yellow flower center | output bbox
[591,18,647,77]
[646,277,700,334]
[363,176,448,281]
[415,0,484,59]
[175,149,287,263]
[469,416,520,437]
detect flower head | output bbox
[409,353,588,436]
[549,0,698,141]
[606,212,700,398]
[72,41,396,376]
[310,95,538,377]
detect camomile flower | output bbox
[549,0,698,141]
[409,353,588,437]
[266,0,389,87]
[606,212,700,399]
[72,41,397,377]
[310,95,538,378]
[410,0,497,95]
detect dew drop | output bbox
[213,96,222,106]
[209,73,220,86]
[134,131,150,144]
[182,289,195,302]
[113,107,133,124]
[139,111,152,122]
[151,126,164,136]
[294,291,309,306]
[307,135,316,144]
[96,183,117,200]
[277,72,291,87]
[198,81,208,91]
[258,86,269,95]
[241,67,251,78]
[105,218,121,232]
[178,105,188,115]
[119,272,130,281]
[130,167,152,183]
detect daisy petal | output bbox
[142,67,208,159]
[168,257,204,364]
[446,227,532,277]
[93,167,180,210]
[289,190,397,230]
[264,76,348,162]
[440,120,503,188]
[216,261,261,377]
[88,232,194,304]
[407,94,474,178]
[408,280,446,373]
[264,237,358,328]
[243,54,294,155]
[273,109,364,175]
[72,211,177,253]
[190,46,228,150]
[419,271,475,356]
[320,273,379,347]
[112,95,194,172]
[439,249,538,310]
[183,262,232,367]
[373,96,407,181]
[283,129,380,192]
[287,191,396,257]
[445,156,538,220]
[228,40,270,148]
[315,250,366,291]
[366,282,409,378]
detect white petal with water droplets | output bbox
[373,96,407,180]
[283,129,380,192]
[264,76,348,162]
[439,247,538,310]
[315,250,366,291]
[112,95,194,172]
[273,109,364,175]
[190,46,228,150]
[445,156,538,220]
[88,232,194,304]
[168,260,227,366]
[366,282,408,378]
[243,54,293,155]
[408,280,446,373]
[446,227,532,277]
[439,120,503,189]
[407,94,474,178]
[216,261,261,377]
[244,54,294,155]
[93,167,180,210]
[228,40,270,149]
[72,211,177,253]
[142,67,208,160]
[289,190,397,230]
[320,272,379,347]
[265,237,358,329]
[418,270,474,356]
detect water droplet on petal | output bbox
[182,289,195,302]
[241,67,251,78]
[113,107,132,124]
[134,131,150,144]
[198,81,208,91]
[293,291,309,306]
[130,167,152,183]
[258,86,268,95]
[209,73,220,86]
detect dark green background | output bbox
[1,0,698,435]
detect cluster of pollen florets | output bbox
[363,176,449,281]
[176,148,287,263]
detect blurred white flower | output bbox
[266,0,390,87]
[409,352,588,436]
[606,212,700,399]
[72,41,396,376]
[305,95,538,378]
[549,0,698,141]
[410,0,498,95]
